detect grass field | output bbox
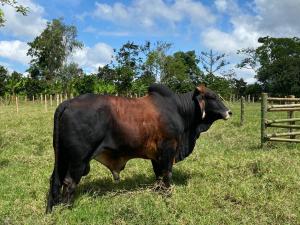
[0,101,299,224]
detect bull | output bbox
[46,84,231,213]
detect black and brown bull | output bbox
[46,84,231,213]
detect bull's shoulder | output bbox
[148,84,175,97]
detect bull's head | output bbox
[194,84,232,122]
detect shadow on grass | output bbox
[77,168,191,199]
[0,159,9,168]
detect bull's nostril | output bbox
[228,110,232,115]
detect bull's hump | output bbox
[148,84,175,97]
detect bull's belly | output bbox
[94,145,158,172]
[94,150,129,172]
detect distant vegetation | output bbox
[1,18,300,99]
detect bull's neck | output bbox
[175,91,198,129]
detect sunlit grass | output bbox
[0,101,299,224]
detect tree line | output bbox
[1,18,300,100]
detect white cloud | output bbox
[203,0,300,82]
[0,40,114,74]
[0,40,31,65]
[255,0,300,36]
[71,42,114,72]
[236,67,257,84]
[245,77,256,84]
[1,0,47,39]
[83,26,131,37]
[92,0,215,32]
[215,0,228,12]
[206,0,300,54]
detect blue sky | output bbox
[1,0,300,83]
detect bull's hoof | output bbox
[112,171,120,183]
[152,179,172,196]
[114,178,120,183]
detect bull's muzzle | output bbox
[223,110,232,120]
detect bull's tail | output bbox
[46,101,69,214]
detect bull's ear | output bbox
[199,98,206,119]
[194,84,206,119]
[196,84,206,94]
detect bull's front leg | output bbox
[160,149,176,188]
[157,140,177,188]
[151,160,163,181]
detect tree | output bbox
[0,0,29,27]
[5,71,23,95]
[203,73,232,98]
[112,41,142,94]
[245,83,262,100]
[232,78,247,97]
[238,37,300,96]
[236,47,258,72]
[0,65,8,96]
[23,78,45,98]
[143,41,172,82]
[161,51,203,93]
[93,79,117,95]
[27,18,83,81]
[97,64,116,83]
[199,49,229,75]
[73,75,96,95]
[59,63,83,95]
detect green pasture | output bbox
[0,101,299,224]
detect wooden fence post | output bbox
[16,96,19,113]
[56,94,59,106]
[50,95,53,107]
[288,95,295,139]
[60,94,63,103]
[240,96,245,126]
[44,95,48,112]
[261,93,268,147]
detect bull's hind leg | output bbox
[61,162,89,205]
[46,170,62,213]
[62,172,76,205]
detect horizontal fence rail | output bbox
[267,97,300,101]
[268,107,300,112]
[268,103,300,108]
[266,118,300,124]
[266,131,300,138]
[261,93,300,146]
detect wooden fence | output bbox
[261,93,300,146]
[0,93,144,113]
[230,94,256,103]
